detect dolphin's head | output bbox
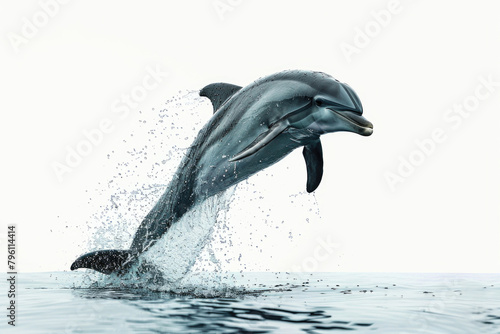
[303,72,373,136]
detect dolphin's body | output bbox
[71,70,373,274]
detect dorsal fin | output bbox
[200,83,242,113]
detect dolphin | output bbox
[70,70,373,275]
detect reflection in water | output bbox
[14,272,500,333]
[73,287,372,333]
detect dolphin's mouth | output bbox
[329,108,373,136]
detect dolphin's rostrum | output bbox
[70,70,373,275]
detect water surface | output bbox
[2,272,499,333]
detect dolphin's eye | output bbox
[315,98,323,106]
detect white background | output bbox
[1,0,499,273]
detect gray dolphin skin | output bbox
[70,70,373,275]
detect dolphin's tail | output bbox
[70,249,133,275]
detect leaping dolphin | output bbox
[71,70,373,275]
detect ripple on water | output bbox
[9,272,500,333]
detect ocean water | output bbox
[2,271,499,333]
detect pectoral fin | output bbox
[302,139,323,193]
[229,121,289,162]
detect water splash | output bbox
[75,91,248,294]
[140,186,237,285]
[72,185,254,296]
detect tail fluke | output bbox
[70,250,133,275]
